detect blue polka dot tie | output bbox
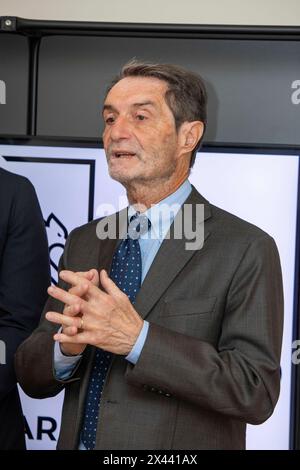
[81,213,150,450]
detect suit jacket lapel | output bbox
[134,187,212,319]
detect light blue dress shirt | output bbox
[53,179,192,448]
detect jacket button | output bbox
[150,387,156,392]
[165,393,171,398]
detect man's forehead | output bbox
[104,76,168,104]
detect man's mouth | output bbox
[112,151,136,159]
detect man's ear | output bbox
[179,121,204,155]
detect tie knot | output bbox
[128,212,151,239]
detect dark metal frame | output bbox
[1,16,300,449]
[1,16,300,39]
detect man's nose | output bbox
[109,117,132,140]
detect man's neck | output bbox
[126,174,188,211]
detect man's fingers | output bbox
[76,269,99,286]
[68,271,99,298]
[48,284,85,307]
[56,270,108,306]
[82,269,99,286]
[53,331,89,344]
[68,283,89,298]
[62,325,78,336]
[89,269,100,286]
[100,269,126,300]
[76,270,94,280]
[75,268,99,285]
[63,303,81,317]
[46,311,83,329]
[59,270,93,288]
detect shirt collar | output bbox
[128,179,192,241]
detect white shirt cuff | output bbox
[125,320,149,365]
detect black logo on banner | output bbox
[44,213,68,285]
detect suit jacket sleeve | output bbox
[125,235,283,425]
[0,177,50,401]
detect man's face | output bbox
[102,76,181,185]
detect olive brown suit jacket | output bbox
[15,186,284,450]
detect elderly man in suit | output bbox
[0,168,50,449]
[15,61,283,450]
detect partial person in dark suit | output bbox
[0,168,50,449]
[15,61,284,450]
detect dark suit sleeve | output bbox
[0,177,50,401]
[125,235,283,425]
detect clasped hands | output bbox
[45,269,143,357]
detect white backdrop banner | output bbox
[0,144,298,450]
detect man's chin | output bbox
[108,169,139,184]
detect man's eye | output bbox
[136,115,146,121]
[105,117,115,124]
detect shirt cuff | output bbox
[53,337,82,380]
[125,321,149,365]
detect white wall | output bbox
[0,0,300,26]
